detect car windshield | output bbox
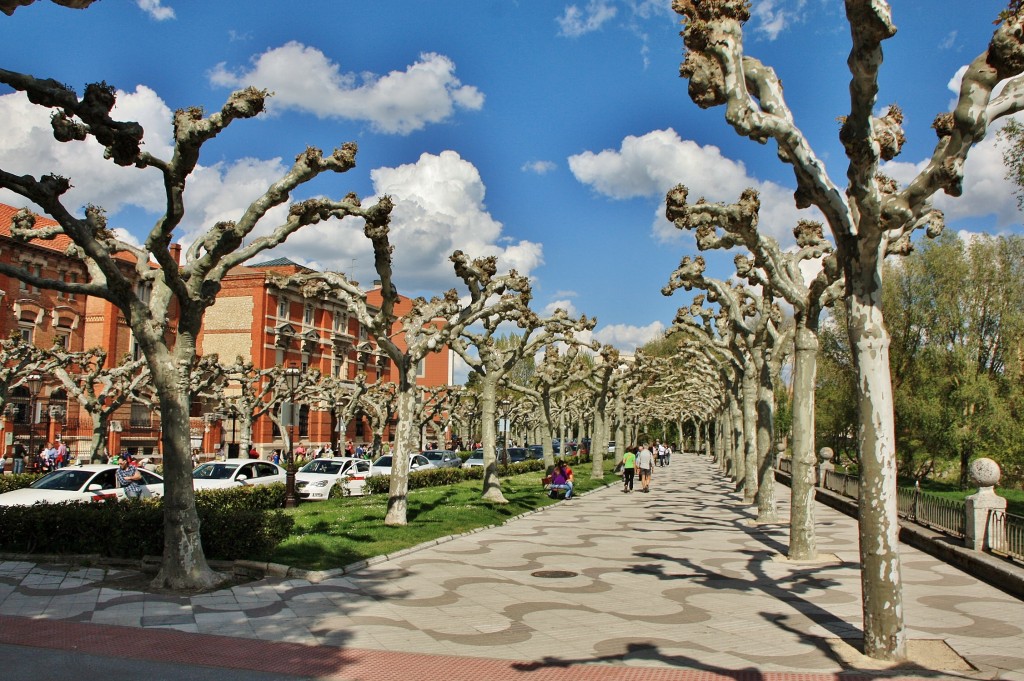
[467,453,484,462]
[300,460,345,475]
[373,456,393,468]
[192,463,239,480]
[507,448,527,462]
[423,452,445,461]
[30,469,93,491]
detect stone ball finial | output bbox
[776,441,786,453]
[818,447,834,463]
[969,458,1001,488]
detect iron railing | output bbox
[988,508,1024,562]
[784,460,1022,562]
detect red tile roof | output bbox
[0,203,75,253]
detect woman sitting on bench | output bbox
[547,460,574,500]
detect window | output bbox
[359,326,368,341]
[130,335,143,361]
[304,304,314,325]
[53,333,69,351]
[278,297,289,318]
[130,403,152,428]
[417,358,426,378]
[299,405,309,437]
[136,280,153,305]
[18,325,33,344]
[68,273,77,300]
[333,313,346,332]
[32,264,42,293]
[56,271,65,298]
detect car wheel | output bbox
[328,483,346,499]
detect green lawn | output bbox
[911,479,1024,517]
[270,463,619,571]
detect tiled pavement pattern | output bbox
[1,454,1023,681]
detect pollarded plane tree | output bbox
[0,0,95,14]
[214,358,279,454]
[358,380,397,458]
[507,343,593,468]
[0,335,46,421]
[667,185,842,557]
[314,371,369,451]
[664,254,776,508]
[672,295,743,480]
[451,307,594,502]
[261,364,323,460]
[613,353,670,454]
[0,70,384,589]
[578,344,629,479]
[279,250,530,524]
[415,384,464,449]
[671,2,1024,657]
[449,388,481,449]
[41,348,149,462]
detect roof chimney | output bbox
[373,279,382,288]
[169,243,182,265]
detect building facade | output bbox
[0,204,453,463]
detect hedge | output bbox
[0,482,292,560]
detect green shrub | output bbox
[0,488,293,561]
[194,482,287,510]
[362,458,545,494]
[0,473,43,494]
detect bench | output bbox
[541,475,571,499]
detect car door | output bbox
[138,469,164,497]
[87,469,120,501]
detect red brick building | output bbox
[0,204,453,462]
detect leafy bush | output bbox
[362,458,545,494]
[0,488,293,561]
[194,482,287,510]
[0,473,43,494]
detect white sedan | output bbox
[369,453,435,477]
[295,457,371,500]
[192,458,287,490]
[0,464,164,506]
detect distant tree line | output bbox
[816,231,1024,487]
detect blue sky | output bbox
[1,0,1020,359]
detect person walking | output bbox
[636,442,655,493]
[12,443,26,474]
[622,447,636,493]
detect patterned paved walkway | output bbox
[1,453,1023,680]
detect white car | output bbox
[295,457,371,500]
[0,464,164,506]
[192,458,287,490]
[462,449,485,469]
[369,453,435,477]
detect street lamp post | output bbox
[500,398,512,466]
[26,374,43,468]
[283,366,301,508]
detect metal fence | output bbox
[813,466,1022,562]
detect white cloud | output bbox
[0,86,173,215]
[593,320,665,351]
[544,299,581,317]
[209,43,484,135]
[750,0,806,41]
[568,128,820,245]
[939,30,958,50]
[522,160,557,175]
[557,0,618,37]
[277,151,544,295]
[136,0,175,21]
[0,87,302,256]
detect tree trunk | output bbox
[590,398,607,479]
[478,375,507,502]
[87,412,106,462]
[384,370,420,525]
[754,351,778,523]
[148,342,224,592]
[789,314,820,560]
[846,252,906,661]
[741,368,758,503]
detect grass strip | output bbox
[269,463,618,571]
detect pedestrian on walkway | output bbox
[636,442,655,492]
[622,447,636,493]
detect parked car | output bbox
[608,440,617,453]
[192,458,287,490]
[295,457,371,500]
[421,449,462,469]
[462,449,485,469]
[369,454,435,477]
[528,445,545,460]
[0,464,164,506]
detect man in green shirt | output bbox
[622,448,636,493]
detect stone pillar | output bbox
[817,447,834,488]
[965,458,1008,552]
